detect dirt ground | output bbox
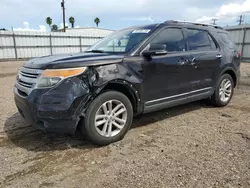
[0,62,250,188]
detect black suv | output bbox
[14,20,240,145]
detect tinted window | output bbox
[208,34,217,49]
[186,29,212,51]
[219,33,236,49]
[151,28,186,52]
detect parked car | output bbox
[14,20,241,145]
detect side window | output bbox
[151,28,186,52]
[208,34,217,50]
[219,33,236,49]
[186,29,212,51]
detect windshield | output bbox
[87,28,153,53]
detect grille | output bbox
[16,67,43,96]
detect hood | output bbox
[23,52,124,69]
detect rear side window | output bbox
[151,28,186,52]
[219,33,236,49]
[185,29,215,51]
[208,35,217,50]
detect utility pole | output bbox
[237,15,244,25]
[211,19,218,25]
[61,0,66,32]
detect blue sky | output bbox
[1,0,250,31]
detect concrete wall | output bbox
[0,30,113,60]
[226,25,250,62]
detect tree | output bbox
[0,28,7,31]
[46,17,53,30]
[94,17,100,27]
[69,17,75,28]
[51,24,58,32]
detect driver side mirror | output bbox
[142,43,167,56]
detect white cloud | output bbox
[196,16,218,23]
[122,15,157,23]
[38,25,47,32]
[14,21,47,32]
[216,0,250,17]
[23,21,29,28]
[135,16,155,23]
[59,22,69,29]
[196,0,250,23]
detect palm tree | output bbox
[69,17,75,28]
[51,24,58,32]
[46,17,52,30]
[94,17,100,27]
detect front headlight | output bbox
[35,67,87,88]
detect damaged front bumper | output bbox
[14,75,92,134]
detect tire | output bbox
[81,91,133,146]
[210,74,234,107]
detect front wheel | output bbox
[210,74,234,107]
[82,91,133,146]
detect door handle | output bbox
[216,54,222,59]
[189,57,197,68]
[189,57,196,66]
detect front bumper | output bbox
[14,76,91,134]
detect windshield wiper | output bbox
[85,50,105,53]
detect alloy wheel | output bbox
[219,78,232,103]
[94,100,127,137]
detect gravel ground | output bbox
[0,62,250,188]
[0,61,24,78]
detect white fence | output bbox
[0,30,113,60]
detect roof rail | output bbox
[164,20,223,30]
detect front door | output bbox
[142,28,193,105]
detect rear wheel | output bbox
[82,91,133,146]
[210,74,234,107]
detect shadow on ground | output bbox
[3,100,213,152]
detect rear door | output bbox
[218,32,241,69]
[183,28,221,91]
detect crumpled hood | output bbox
[23,52,124,69]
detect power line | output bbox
[61,0,66,32]
[211,19,218,25]
[237,15,244,25]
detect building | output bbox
[63,27,114,37]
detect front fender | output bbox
[78,63,144,116]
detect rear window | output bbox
[219,32,236,49]
[185,29,216,51]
